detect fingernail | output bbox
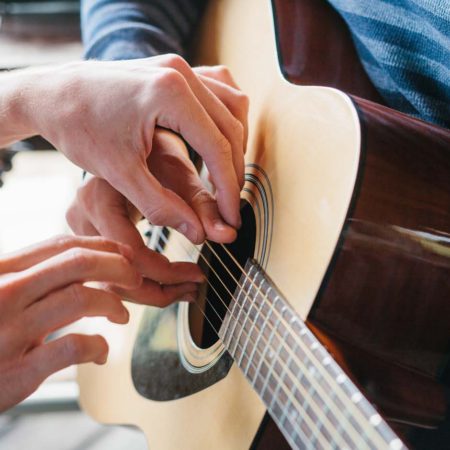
[213,219,231,232]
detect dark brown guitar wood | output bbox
[272,0,384,103]
[309,99,450,447]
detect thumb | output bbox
[111,162,204,244]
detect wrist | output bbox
[0,67,49,147]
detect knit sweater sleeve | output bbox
[81,0,207,61]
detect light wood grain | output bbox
[78,0,361,448]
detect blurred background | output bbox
[0,2,147,448]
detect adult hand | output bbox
[0,235,149,411]
[15,56,248,243]
[66,145,207,304]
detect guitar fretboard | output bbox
[219,259,406,450]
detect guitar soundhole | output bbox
[189,201,256,349]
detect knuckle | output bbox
[157,254,171,273]
[77,181,95,205]
[142,200,170,226]
[215,65,231,78]
[66,248,96,273]
[230,118,244,140]
[63,335,86,361]
[191,189,214,207]
[65,206,77,229]
[144,207,168,226]
[154,68,186,94]
[68,284,88,312]
[53,234,78,252]
[162,53,188,71]
[214,133,233,159]
[237,92,249,111]
[115,254,130,270]
[216,64,229,73]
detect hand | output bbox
[66,163,205,304]
[0,235,147,411]
[17,56,249,243]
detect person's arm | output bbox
[0,70,40,148]
[0,59,244,235]
[81,0,207,61]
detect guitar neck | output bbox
[219,259,406,450]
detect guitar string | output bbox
[157,234,389,450]
[155,234,378,450]
[154,244,341,450]
[157,233,390,449]
[188,238,390,449]
[185,257,341,449]
[191,301,321,449]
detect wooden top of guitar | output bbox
[78,0,361,448]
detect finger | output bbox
[70,176,204,284]
[197,74,249,156]
[194,65,241,89]
[150,131,237,243]
[66,202,100,237]
[3,334,108,410]
[0,235,134,274]
[14,248,142,307]
[23,284,129,344]
[160,57,245,189]
[194,65,248,154]
[138,55,245,190]
[112,159,205,244]
[110,279,198,308]
[151,65,241,228]
[86,197,204,283]
[24,334,109,388]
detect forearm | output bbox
[0,69,41,147]
[81,0,207,61]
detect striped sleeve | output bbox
[81,0,207,61]
[327,0,450,128]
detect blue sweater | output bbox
[81,0,450,128]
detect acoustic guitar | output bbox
[78,0,450,448]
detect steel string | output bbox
[154,233,379,450]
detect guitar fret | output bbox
[234,290,348,449]
[239,275,266,371]
[258,316,280,400]
[236,282,261,367]
[220,275,242,348]
[224,265,255,355]
[222,259,406,450]
[251,295,278,389]
[229,296,248,358]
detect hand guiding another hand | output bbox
[16,56,248,243]
[0,55,247,412]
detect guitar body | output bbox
[78,0,450,448]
